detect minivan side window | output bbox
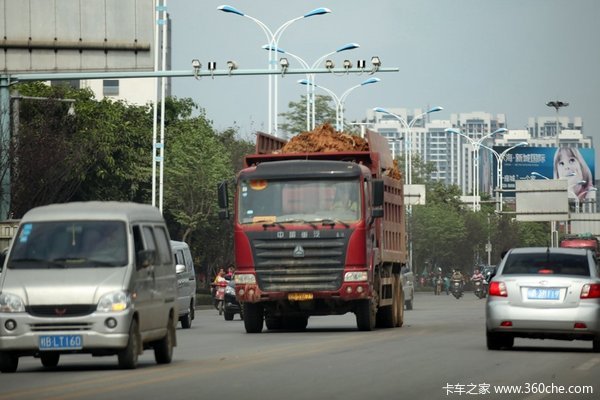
[154,226,172,265]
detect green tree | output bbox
[279,94,337,135]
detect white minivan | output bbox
[171,240,197,328]
[0,202,178,373]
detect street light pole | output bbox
[445,128,507,211]
[480,142,528,213]
[546,100,569,148]
[264,43,359,131]
[299,78,381,131]
[373,106,443,273]
[218,5,331,136]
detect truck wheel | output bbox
[0,351,19,373]
[355,299,376,331]
[118,319,140,369]
[40,352,60,368]
[243,302,264,333]
[265,315,283,330]
[154,315,175,364]
[393,275,405,327]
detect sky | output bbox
[167,0,600,147]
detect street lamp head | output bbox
[337,43,360,52]
[373,107,389,115]
[297,79,311,86]
[304,7,332,17]
[427,106,444,114]
[217,5,244,16]
[492,128,508,135]
[445,128,461,135]
[262,44,285,53]
[362,77,380,86]
[546,100,569,111]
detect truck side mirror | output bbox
[371,179,384,218]
[217,181,230,220]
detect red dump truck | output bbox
[217,130,407,332]
[559,234,600,258]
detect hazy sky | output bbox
[168,0,600,145]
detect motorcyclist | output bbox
[471,268,485,283]
[451,269,464,290]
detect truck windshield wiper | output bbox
[279,219,319,229]
[319,219,350,228]
[262,222,286,230]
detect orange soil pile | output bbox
[279,123,369,153]
[278,123,402,181]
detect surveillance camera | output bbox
[191,59,201,69]
[279,58,289,68]
[357,59,366,69]
[325,59,335,69]
[208,61,217,71]
[343,60,352,69]
[371,56,381,67]
[227,60,238,70]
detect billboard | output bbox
[0,0,154,73]
[493,146,596,200]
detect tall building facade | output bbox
[365,109,592,203]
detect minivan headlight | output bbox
[0,293,26,313]
[97,291,131,313]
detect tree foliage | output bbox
[279,94,337,135]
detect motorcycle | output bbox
[211,280,227,315]
[473,279,486,299]
[434,276,443,295]
[451,279,463,299]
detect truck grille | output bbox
[247,229,351,292]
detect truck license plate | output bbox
[39,335,83,350]
[288,293,313,301]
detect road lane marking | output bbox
[576,356,600,371]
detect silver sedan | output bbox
[486,247,600,351]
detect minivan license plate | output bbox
[39,335,83,350]
[527,288,560,300]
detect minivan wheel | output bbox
[0,351,18,373]
[154,316,175,364]
[118,319,140,369]
[180,304,192,329]
[40,352,60,368]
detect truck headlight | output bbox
[97,291,131,313]
[234,274,256,284]
[0,293,25,312]
[344,271,368,282]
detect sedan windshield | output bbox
[238,178,361,225]
[8,221,128,268]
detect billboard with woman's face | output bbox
[492,146,595,200]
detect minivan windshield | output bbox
[8,221,128,269]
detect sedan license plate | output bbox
[39,335,83,350]
[288,293,313,301]
[527,288,560,300]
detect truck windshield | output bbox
[238,178,361,225]
[8,221,128,268]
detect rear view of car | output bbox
[486,247,600,352]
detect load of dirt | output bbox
[279,123,368,153]
[277,123,402,181]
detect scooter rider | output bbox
[471,268,485,283]
[451,269,464,289]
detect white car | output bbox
[486,247,600,351]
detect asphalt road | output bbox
[1,292,598,400]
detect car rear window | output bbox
[502,253,590,276]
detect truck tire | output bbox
[243,302,264,333]
[355,299,376,331]
[394,276,405,327]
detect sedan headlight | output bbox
[0,293,26,313]
[97,291,131,313]
[344,271,368,282]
